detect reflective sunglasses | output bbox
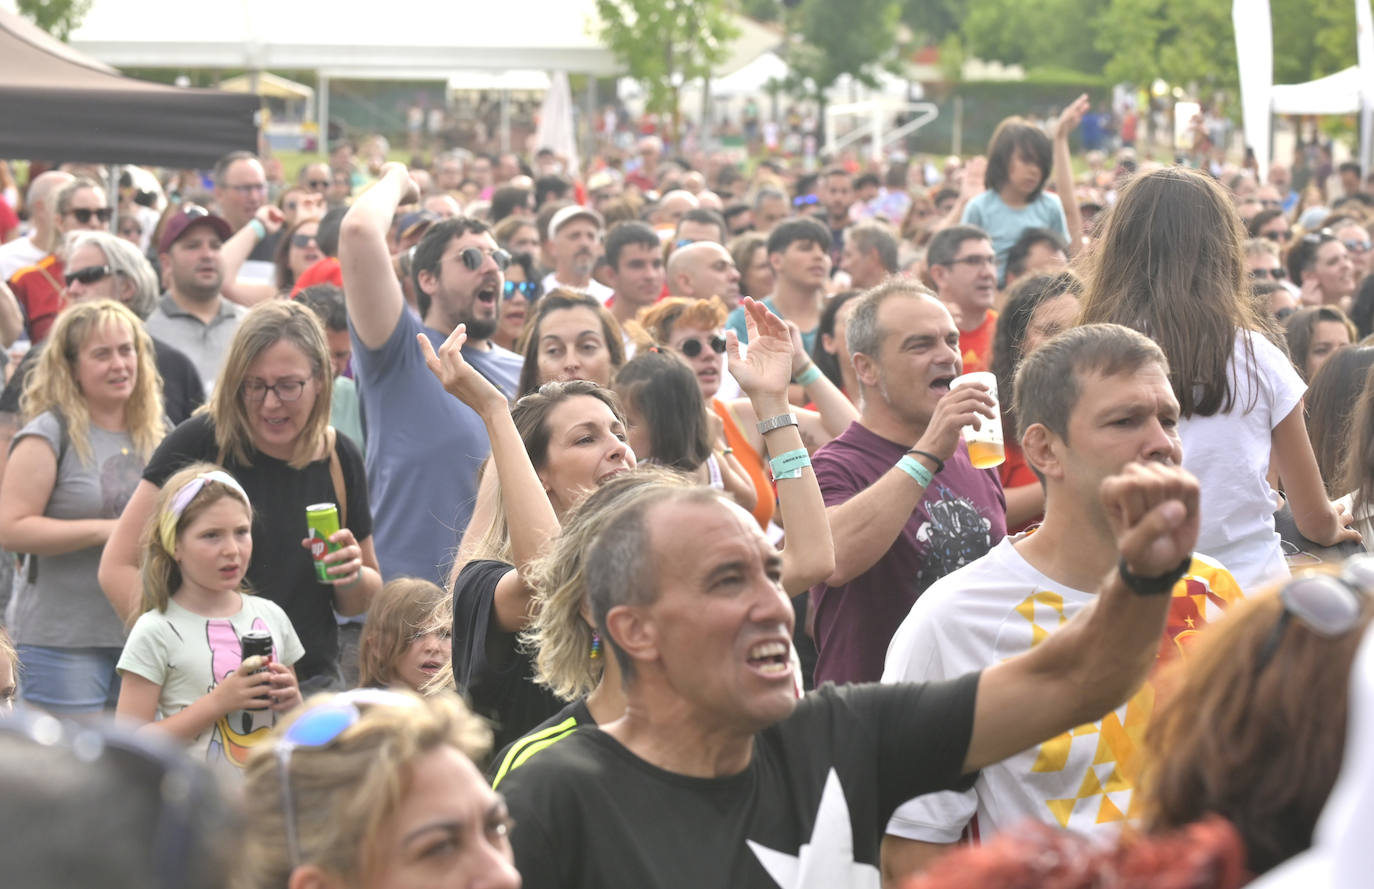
[460,246,511,272]
[1250,267,1286,281]
[290,232,318,249]
[241,377,309,403]
[1303,228,1337,246]
[503,280,539,300]
[1344,238,1373,253]
[276,689,422,867]
[793,194,820,207]
[181,203,210,220]
[65,264,112,287]
[1254,554,1374,674]
[68,207,112,224]
[679,334,727,358]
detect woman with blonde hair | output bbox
[0,299,164,714]
[239,689,519,889]
[100,300,380,689]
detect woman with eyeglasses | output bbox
[100,300,381,690]
[491,252,542,354]
[1288,228,1357,311]
[1138,558,1374,875]
[515,290,624,397]
[0,300,166,715]
[634,296,857,530]
[1080,167,1359,593]
[239,689,520,889]
[219,206,326,305]
[1332,217,1374,280]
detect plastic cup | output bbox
[950,371,1004,468]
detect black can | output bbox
[240,630,274,710]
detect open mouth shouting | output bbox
[746,640,793,678]
[929,374,955,394]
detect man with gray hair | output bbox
[500,445,1203,887]
[809,280,1006,685]
[753,186,789,234]
[0,170,73,282]
[841,221,899,291]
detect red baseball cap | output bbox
[159,205,232,253]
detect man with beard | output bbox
[340,162,522,583]
[541,205,613,303]
[144,206,243,394]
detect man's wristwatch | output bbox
[1116,554,1192,596]
[756,413,799,436]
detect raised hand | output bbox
[253,204,286,236]
[725,297,793,401]
[418,325,508,417]
[1101,462,1200,578]
[960,156,988,202]
[1056,94,1091,141]
[379,161,421,205]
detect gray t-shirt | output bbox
[144,294,246,397]
[5,411,145,648]
[351,310,522,583]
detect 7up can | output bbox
[306,503,341,583]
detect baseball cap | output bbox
[547,204,604,240]
[159,205,232,253]
[397,210,439,241]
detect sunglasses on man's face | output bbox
[460,246,512,272]
[65,264,112,287]
[1250,267,1286,281]
[503,280,539,300]
[68,207,112,224]
[678,334,727,358]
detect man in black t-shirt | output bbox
[500,465,1201,888]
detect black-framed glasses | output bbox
[65,264,112,287]
[0,709,217,889]
[1255,555,1374,674]
[460,246,511,272]
[1251,267,1286,281]
[503,280,539,301]
[1262,230,1292,243]
[679,334,727,358]
[290,232,318,249]
[67,207,112,224]
[276,689,423,867]
[242,377,309,403]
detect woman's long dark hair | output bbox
[1307,347,1374,496]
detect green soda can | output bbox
[306,502,341,583]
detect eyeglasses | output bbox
[1254,555,1374,674]
[503,280,539,300]
[793,194,820,207]
[678,334,727,358]
[946,255,997,269]
[1344,238,1373,253]
[1262,230,1291,243]
[276,688,422,867]
[65,264,112,287]
[241,377,309,403]
[1250,267,1286,281]
[290,232,318,249]
[0,709,216,889]
[67,207,112,224]
[225,183,267,195]
[460,246,511,272]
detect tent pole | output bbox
[318,72,330,156]
[107,164,119,234]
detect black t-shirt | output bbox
[451,559,565,754]
[501,676,980,889]
[488,696,592,787]
[0,337,204,425]
[142,414,372,681]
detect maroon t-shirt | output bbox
[811,422,1006,684]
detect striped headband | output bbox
[157,470,250,554]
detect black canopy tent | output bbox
[0,8,258,168]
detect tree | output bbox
[783,0,903,101]
[16,0,92,41]
[596,0,739,141]
[961,0,1108,75]
[1094,0,1237,90]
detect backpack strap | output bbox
[326,426,347,529]
[24,411,68,585]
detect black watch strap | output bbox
[1117,554,1192,596]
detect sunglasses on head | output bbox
[1254,555,1374,675]
[68,207,112,224]
[65,264,112,287]
[460,246,511,272]
[1303,228,1337,246]
[276,689,423,867]
[679,334,727,358]
[1250,267,1286,280]
[181,203,210,220]
[290,232,318,249]
[503,280,539,300]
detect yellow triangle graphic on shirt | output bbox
[963,348,978,366]
[1097,794,1127,824]
[1031,732,1071,773]
[1047,798,1076,828]
[1077,768,1104,797]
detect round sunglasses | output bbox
[678,334,727,358]
[503,280,540,300]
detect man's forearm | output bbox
[824,465,931,586]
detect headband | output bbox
[157,470,250,554]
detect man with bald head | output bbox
[0,171,72,282]
[668,241,741,310]
[652,190,700,233]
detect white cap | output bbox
[547,204,604,240]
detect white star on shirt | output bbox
[747,768,881,889]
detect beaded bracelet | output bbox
[896,454,934,489]
[769,448,811,481]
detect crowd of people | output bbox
[0,98,1372,888]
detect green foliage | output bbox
[962,0,1109,74]
[15,0,92,41]
[1270,0,1357,84]
[734,0,780,23]
[596,0,739,120]
[900,0,967,43]
[784,0,903,96]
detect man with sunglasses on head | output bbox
[881,323,1241,880]
[340,162,523,584]
[928,225,1000,374]
[8,176,110,344]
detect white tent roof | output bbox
[218,71,314,100]
[64,0,778,79]
[1270,66,1364,115]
